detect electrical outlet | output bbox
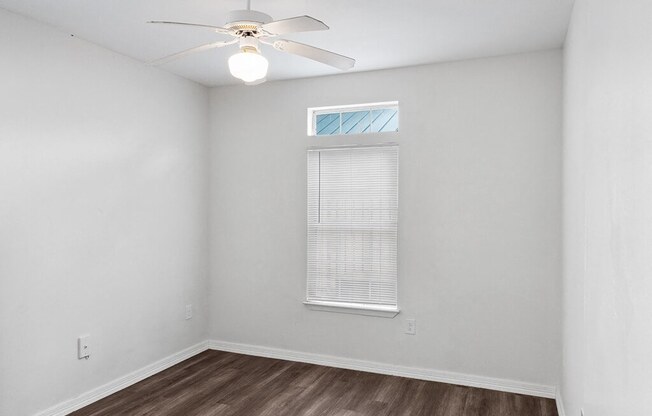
[78,335,91,359]
[405,319,417,335]
[185,304,193,320]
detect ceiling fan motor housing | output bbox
[225,10,273,35]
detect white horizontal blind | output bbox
[307,145,398,308]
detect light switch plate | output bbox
[78,335,91,359]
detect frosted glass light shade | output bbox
[228,50,268,83]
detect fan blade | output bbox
[147,20,231,35]
[149,39,238,66]
[261,16,328,35]
[269,39,354,70]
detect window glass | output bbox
[309,102,399,136]
[316,113,341,136]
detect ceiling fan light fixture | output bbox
[228,46,268,83]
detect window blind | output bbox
[307,145,398,309]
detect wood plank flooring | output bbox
[70,350,558,416]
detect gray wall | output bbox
[562,0,652,414]
[0,10,210,416]
[208,50,562,387]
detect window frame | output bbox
[307,101,399,137]
[304,143,400,318]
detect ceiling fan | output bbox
[148,0,355,85]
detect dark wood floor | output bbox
[71,350,558,416]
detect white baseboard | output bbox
[34,341,209,416]
[208,340,556,399]
[33,339,558,416]
[556,389,566,416]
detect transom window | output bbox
[308,102,399,136]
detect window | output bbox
[308,102,399,136]
[305,145,399,317]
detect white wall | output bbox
[208,50,562,387]
[0,8,565,413]
[562,0,652,415]
[0,9,209,416]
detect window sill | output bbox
[303,301,400,318]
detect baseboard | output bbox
[556,389,566,416]
[34,341,209,416]
[32,339,558,416]
[208,340,556,399]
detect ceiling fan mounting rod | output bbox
[246,0,251,11]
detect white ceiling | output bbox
[0,0,574,87]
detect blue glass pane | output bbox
[316,113,340,136]
[341,111,371,134]
[371,109,399,133]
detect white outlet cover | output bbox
[78,335,91,359]
[405,319,417,335]
[185,304,193,320]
